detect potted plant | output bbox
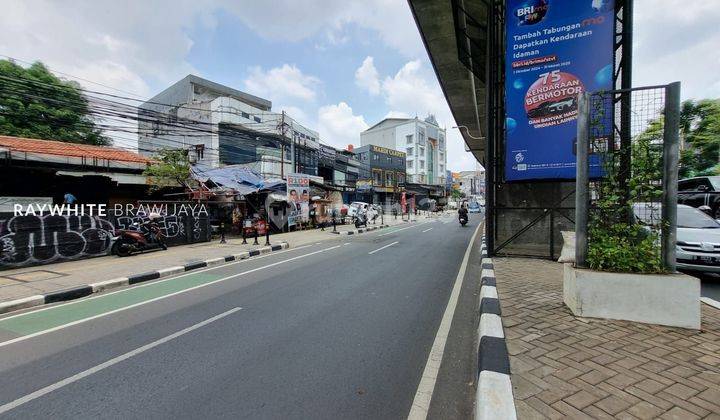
[564,88,700,329]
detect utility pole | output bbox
[290,119,296,174]
[279,111,286,179]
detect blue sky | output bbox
[1,0,719,171]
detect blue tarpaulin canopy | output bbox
[190,164,284,196]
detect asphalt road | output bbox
[0,213,484,419]
[699,275,720,302]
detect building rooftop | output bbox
[0,135,152,164]
[145,74,272,111]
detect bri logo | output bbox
[515,0,549,26]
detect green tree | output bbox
[0,59,109,145]
[679,99,720,178]
[143,149,192,191]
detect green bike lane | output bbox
[0,242,344,346]
[0,219,434,346]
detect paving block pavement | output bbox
[493,257,720,420]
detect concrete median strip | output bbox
[0,242,289,316]
[476,237,517,420]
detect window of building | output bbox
[419,146,425,156]
[241,112,249,119]
[253,116,261,123]
[406,134,413,144]
[373,154,379,161]
[439,164,444,172]
[373,170,382,186]
[407,160,414,169]
[418,131,425,145]
[386,172,394,187]
[398,173,405,185]
[420,160,425,169]
[407,147,413,156]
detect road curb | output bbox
[0,242,290,316]
[330,224,389,235]
[476,237,517,420]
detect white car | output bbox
[635,204,720,273]
[347,202,369,218]
[675,205,720,273]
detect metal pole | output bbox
[484,0,496,257]
[290,120,296,174]
[619,0,634,219]
[575,92,591,268]
[662,82,681,272]
[265,217,271,246]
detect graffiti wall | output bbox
[0,213,211,269]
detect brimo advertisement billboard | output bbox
[504,0,615,181]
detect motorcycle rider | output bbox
[458,200,469,222]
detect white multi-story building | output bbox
[138,75,320,177]
[360,115,447,186]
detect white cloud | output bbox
[318,102,369,149]
[633,0,720,99]
[384,111,410,119]
[355,56,381,95]
[244,64,321,103]
[374,59,476,171]
[0,0,213,98]
[219,0,424,57]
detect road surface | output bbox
[0,213,484,419]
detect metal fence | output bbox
[575,82,681,272]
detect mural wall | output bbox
[0,213,211,269]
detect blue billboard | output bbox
[505,0,615,181]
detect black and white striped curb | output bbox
[0,242,289,315]
[330,224,389,235]
[476,237,517,420]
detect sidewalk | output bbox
[0,213,425,306]
[493,258,720,419]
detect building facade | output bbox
[360,115,447,186]
[353,145,406,205]
[138,75,319,177]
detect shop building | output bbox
[138,74,319,177]
[360,115,447,186]
[352,145,406,205]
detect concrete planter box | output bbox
[563,264,701,329]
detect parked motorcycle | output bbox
[111,218,168,257]
[354,209,368,228]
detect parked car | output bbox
[634,203,720,273]
[468,202,481,213]
[347,201,369,218]
[678,176,720,219]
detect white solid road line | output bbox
[368,241,399,255]
[0,307,242,415]
[0,245,342,349]
[422,228,433,233]
[408,222,482,420]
